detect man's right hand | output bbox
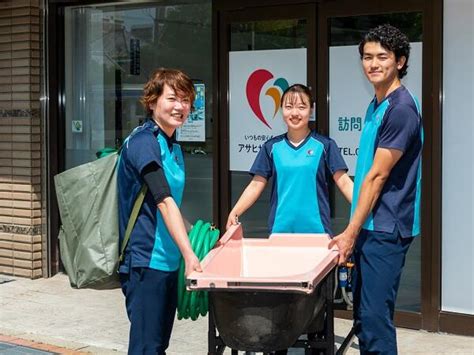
[328,224,359,265]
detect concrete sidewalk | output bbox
[0,274,472,354]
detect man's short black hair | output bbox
[358,24,411,79]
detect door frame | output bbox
[317,0,442,333]
[213,0,445,333]
[212,2,318,229]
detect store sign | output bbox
[229,48,306,172]
[177,83,205,142]
[329,42,422,175]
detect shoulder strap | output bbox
[119,184,148,263]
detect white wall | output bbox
[442,0,474,314]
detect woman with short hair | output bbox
[117,68,201,355]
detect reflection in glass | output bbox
[64,1,213,223]
[231,19,307,51]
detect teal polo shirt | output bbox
[250,131,347,235]
[351,86,423,237]
[117,120,185,273]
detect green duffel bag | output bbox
[54,151,146,289]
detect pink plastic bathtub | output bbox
[187,223,339,294]
[187,224,339,353]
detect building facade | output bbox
[0,0,472,336]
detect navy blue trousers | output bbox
[120,267,178,355]
[352,228,413,355]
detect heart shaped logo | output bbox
[246,69,289,129]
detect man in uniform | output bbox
[329,24,423,354]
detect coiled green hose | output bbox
[177,220,220,320]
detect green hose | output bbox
[177,220,220,320]
[95,147,117,159]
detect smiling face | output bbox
[362,41,406,89]
[149,84,191,136]
[281,92,312,131]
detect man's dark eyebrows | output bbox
[363,52,388,57]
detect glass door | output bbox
[317,1,432,328]
[327,13,423,313]
[63,1,214,224]
[217,4,317,235]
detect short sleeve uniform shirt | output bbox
[117,120,185,273]
[351,86,423,237]
[250,130,347,235]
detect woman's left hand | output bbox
[184,253,202,277]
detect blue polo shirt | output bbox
[250,131,347,235]
[117,120,185,273]
[351,86,423,237]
